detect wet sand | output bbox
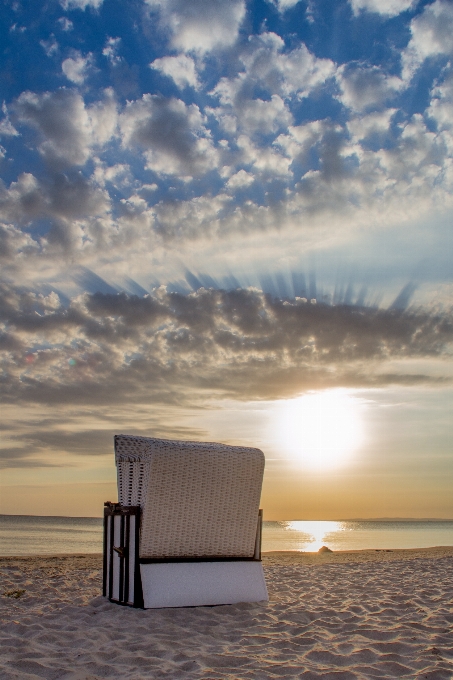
[1,547,453,679]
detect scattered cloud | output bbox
[427,69,453,142]
[203,32,335,185]
[0,105,19,137]
[120,94,218,178]
[349,0,415,17]
[336,64,404,113]
[13,88,117,168]
[0,171,110,254]
[402,0,453,81]
[60,0,104,10]
[14,89,93,166]
[40,35,59,57]
[273,0,302,12]
[102,37,121,65]
[9,24,27,34]
[145,0,246,54]
[150,54,200,90]
[62,53,92,85]
[92,161,131,189]
[211,33,334,117]
[347,108,397,141]
[226,169,255,189]
[57,17,74,31]
[237,133,292,177]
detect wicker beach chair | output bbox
[104,435,268,609]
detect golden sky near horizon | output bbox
[1,385,452,519]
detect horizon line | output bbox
[1,514,452,521]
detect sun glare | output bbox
[275,390,364,470]
[287,521,342,551]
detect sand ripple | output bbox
[1,549,452,679]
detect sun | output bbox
[275,390,364,470]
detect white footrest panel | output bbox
[140,561,268,609]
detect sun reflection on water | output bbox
[285,520,345,551]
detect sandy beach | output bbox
[1,548,452,679]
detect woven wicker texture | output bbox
[114,435,265,559]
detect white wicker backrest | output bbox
[114,435,265,559]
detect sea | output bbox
[1,515,452,556]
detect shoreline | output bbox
[263,544,453,564]
[1,544,453,562]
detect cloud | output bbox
[120,94,218,178]
[150,192,231,240]
[14,88,117,168]
[87,89,118,145]
[60,0,104,10]
[273,0,302,11]
[1,284,451,424]
[0,428,112,465]
[57,17,74,31]
[92,161,132,189]
[236,95,292,135]
[0,171,110,255]
[336,64,404,113]
[402,0,453,81]
[62,53,91,85]
[375,113,448,188]
[0,105,19,137]
[14,89,93,166]
[3,27,452,268]
[275,119,328,165]
[226,169,255,189]
[46,173,110,221]
[273,89,452,217]
[347,108,397,141]
[210,33,334,136]
[237,134,292,177]
[40,35,59,57]
[427,69,453,147]
[150,54,200,90]
[275,118,361,184]
[2,78,451,268]
[2,111,448,266]
[349,0,415,17]
[0,405,207,468]
[199,34,336,186]
[205,32,335,181]
[0,223,39,261]
[102,37,121,65]
[0,173,46,225]
[145,0,246,54]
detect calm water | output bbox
[0,515,103,556]
[263,520,453,552]
[1,515,452,556]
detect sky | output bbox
[0,0,452,519]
